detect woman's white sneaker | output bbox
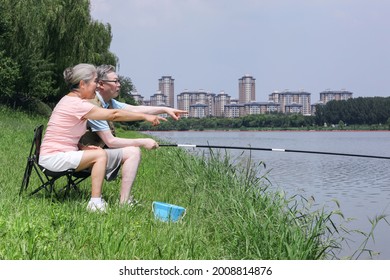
[87,199,108,212]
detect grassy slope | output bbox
[0,106,338,260]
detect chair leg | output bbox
[56,175,83,199]
[22,164,89,200]
[20,159,34,195]
[69,177,83,194]
[29,181,52,196]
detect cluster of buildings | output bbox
[131,75,353,118]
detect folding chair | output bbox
[20,124,90,199]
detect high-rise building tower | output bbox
[215,91,231,117]
[159,76,175,108]
[238,74,256,104]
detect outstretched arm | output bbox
[123,105,187,120]
[96,130,159,150]
[84,106,167,126]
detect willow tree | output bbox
[0,0,117,107]
[0,0,55,105]
[44,0,117,101]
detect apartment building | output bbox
[319,89,353,104]
[130,91,144,105]
[150,90,168,106]
[285,103,303,114]
[158,76,175,108]
[241,102,281,116]
[268,90,311,115]
[189,103,208,118]
[214,91,231,117]
[177,90,210,118]
[224,103,243,118]
[238,74,256,104]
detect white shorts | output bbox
[39,151,84,172]
[38,149,122,181]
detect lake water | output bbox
[145,130,390,260]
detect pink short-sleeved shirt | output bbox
[40,95,96,156]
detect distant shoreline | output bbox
[144,129,390,133]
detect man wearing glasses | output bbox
[79,64,186,206]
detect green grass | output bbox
[0,105,347,259]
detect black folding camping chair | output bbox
[20,125,90,199]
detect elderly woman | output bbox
[39,63,165,212]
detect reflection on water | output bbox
[146,130,390,259]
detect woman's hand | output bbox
[144,114,167,126]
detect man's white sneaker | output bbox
[127,196,139,207]
[87,199,108,212]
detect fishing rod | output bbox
[159,143,390,160]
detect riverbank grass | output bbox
[1,106,340,259]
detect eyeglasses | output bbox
[101,79,121,84]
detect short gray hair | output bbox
[96,64,116,81]
[63,63,96,89]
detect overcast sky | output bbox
[90,0,390,102]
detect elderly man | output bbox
[79,65,186,206]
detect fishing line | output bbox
[159,144,390,160]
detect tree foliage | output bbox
[135,113,316,131]
[315,97,390,126]
[0,51,20,99]
[0,0,117,108]
[117,75,137,105]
